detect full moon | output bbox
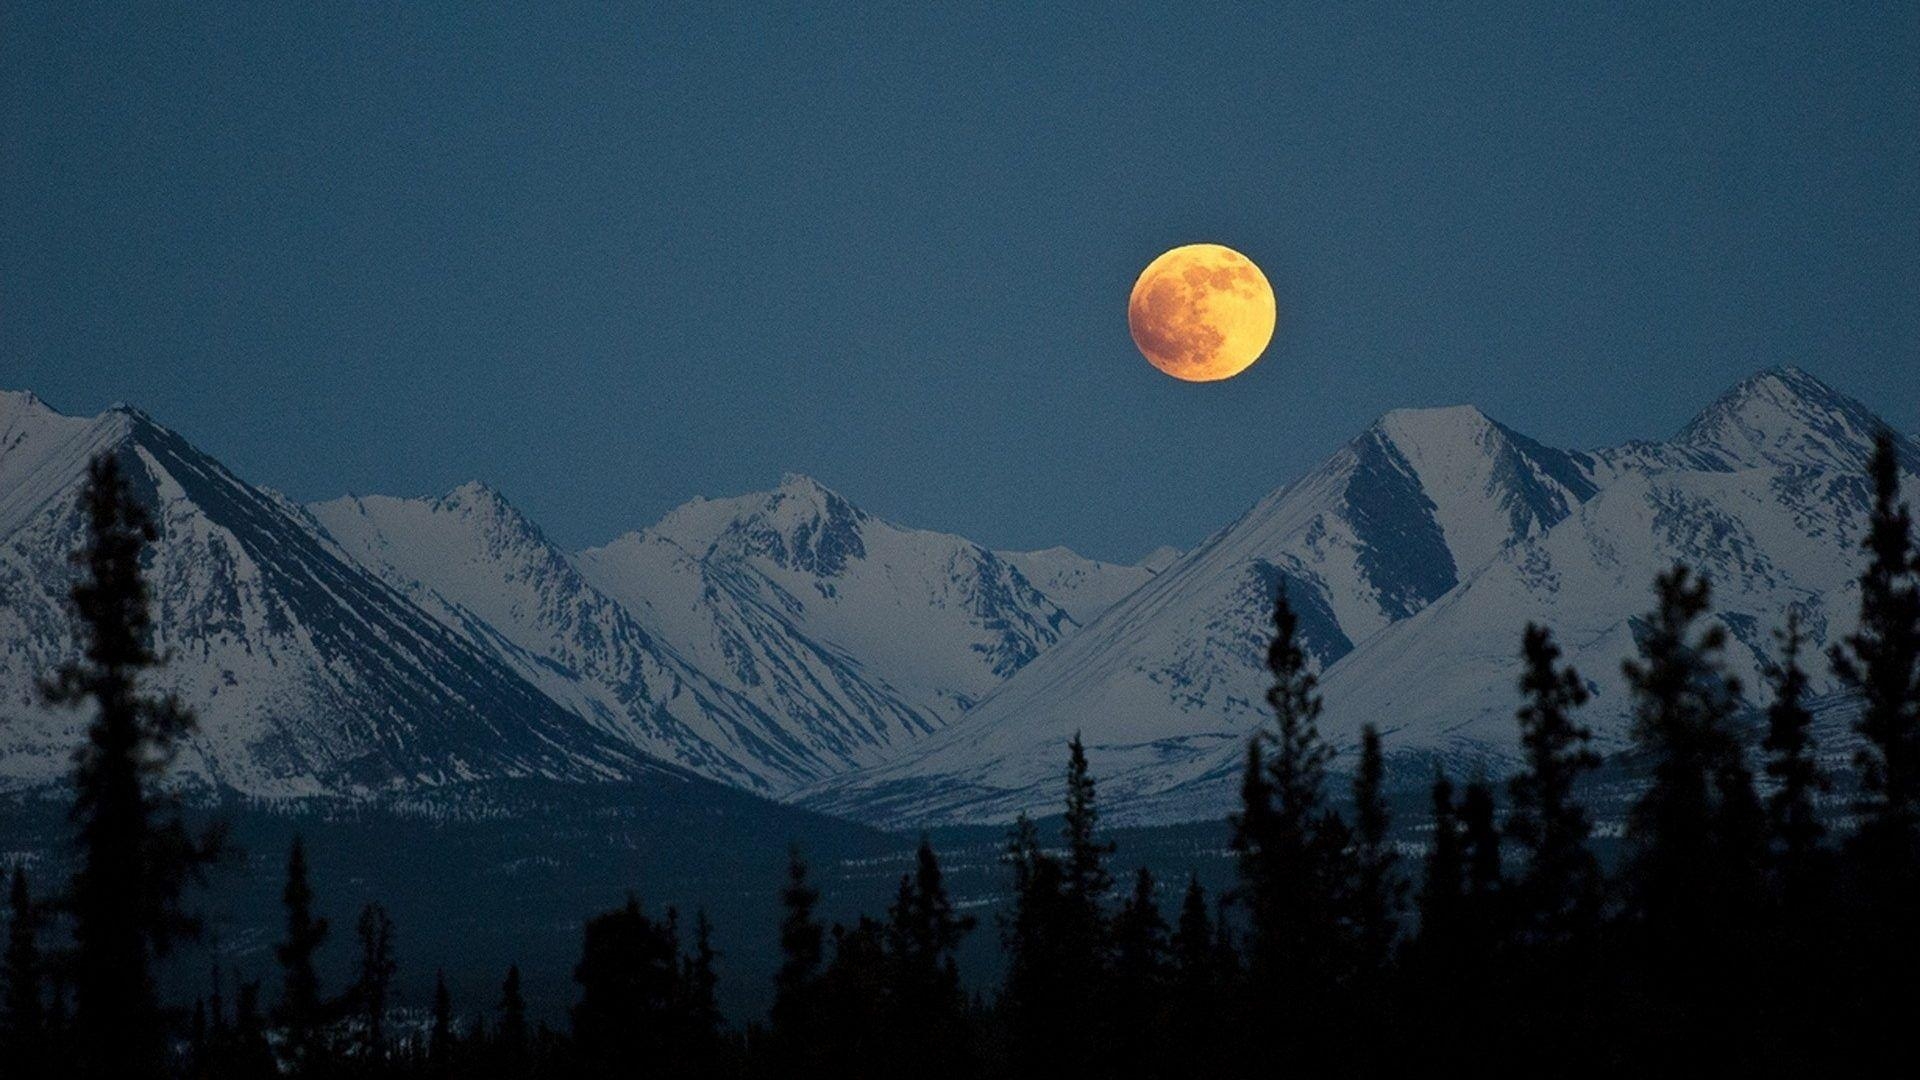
[1127,244,1277,382]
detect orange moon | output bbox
[1127,244,1277,382]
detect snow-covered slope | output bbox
[312,477,1105,795]
[804,368,1906,826]
[994,546,1160,627]
[6,368,1904,827]
[310,485,862,794]
[573,476,1091,762]
[0,393,659,796]
[3,387,1149,802]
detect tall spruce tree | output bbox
[1505,624,1602,945]
[885,838,974,1076]
[675,909,723,1075]
[1167,873,1227,1070]
[817,915,888,1074]
[572,895,682,1075]
[1170,874,1214,987]
[39,454,221,1078]
[1232,585,1352,1060]
[429,969,453,1072]
[350,901,397,1064]
[769,848,824,1071]
[274,836,331,1073]
[1062,732,1115,915]
[1830,432,1920,888]
[1409,773,1470,1064]
[1349,724,1402,975]
[1415,773,1465,952]
[2,865,45,1079]
[998,814,1072,1074]
[1620,566,1767,1065]
[1108,867,1171,1077]
[1457,780,1505,945]
[1764,613,1830,893]
[230,980,276,1080]
[495,964,528,1077]
[1622,566,1765,942]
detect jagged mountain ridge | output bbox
[804,368,1914,826]
[314,476,1149,794]
[1,389,1154,798]
[0,391,662,796]
[4,369,1906,827]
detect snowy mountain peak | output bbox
[0,387,49,418]
[643,474,870,577]
[1372,403,1495,446]
[1676,365,1910,473]
[443,478,504,504]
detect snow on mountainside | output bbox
[2,386,1151,802]
[311,485,844,793]
[0,392,659,796]
[312,476,1120,795]
[995,546,1160,626]
[5,367,1907,826]
[577,474,1088,727]
[804,368,1909,826]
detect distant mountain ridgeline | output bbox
[2,367,1912,827]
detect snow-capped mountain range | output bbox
[802,367,1915,824]
[1,387,1151,799]
[1,368,1909,826]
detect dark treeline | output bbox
[4,439,1916,1077]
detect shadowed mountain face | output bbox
[0,391,659,796]
[1,369,1908,827]
[311,474,1140,795]
[2,390,1150,798]
[803,368,1916,826]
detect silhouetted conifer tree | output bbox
[1231,586,1351,1066]
[494,964,528,1078]
[1765,613,1830,894]
[1499,622,1609,1071]
[2,865,46,1079]
[429,969,453,1072]
[817,916,888,1074]
[1408,772,1474,1066]
[571,895,683,1076]
[1415,774,1465,950]
[769,847,824,1072]
[1753,611,1839,1069]
[1621,565,1766,1064]
[40,454,222,1078]
[1623,568,1764,932]
[886,838,974,1077]
[349,901,397,1065]
[230,980,277,1080]
[1349,724,1402,977]
[1830,433,1920,890]
[998,814,1071,1075]
[1506,624,1602,946]
[274,836,332,1073]
[1062,732,1115,920]
[1164,874,1228,1071]
[675,909,723,1075]
[1826,431,1920,1062]
[1108,867,1170,1076]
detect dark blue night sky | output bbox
[4,2,1915,560]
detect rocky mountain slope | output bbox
[804,369,1912,825]
[0,391,659,796]
[1,390,1151,798]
